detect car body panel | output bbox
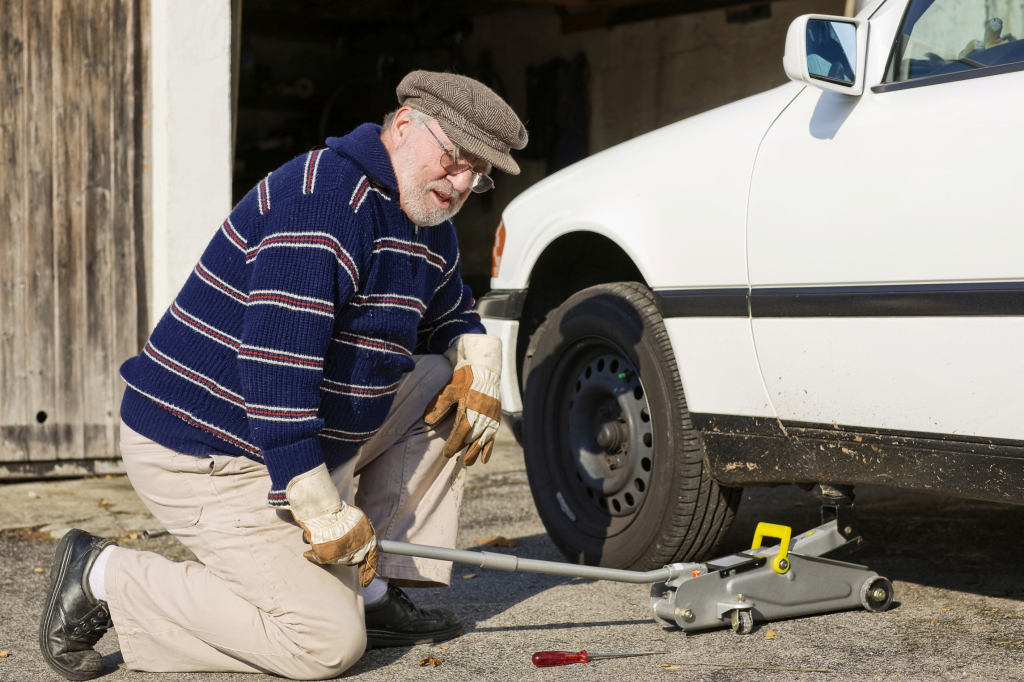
[493,82,805,292]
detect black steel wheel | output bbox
[522,282,741,570]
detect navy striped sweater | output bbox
[120,123,484,506]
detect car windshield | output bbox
[885,0,1024,81]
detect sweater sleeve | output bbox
[237,190,365,507]
[417,249,486,355]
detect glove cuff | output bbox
[446,333,502,375]
[285,463,343,519]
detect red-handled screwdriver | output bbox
[532,650,668,667]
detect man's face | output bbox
[387,111,487,227]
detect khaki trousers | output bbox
[105,355,463,679]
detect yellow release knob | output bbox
[751,522,792,574]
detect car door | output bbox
[745,0,1024,442]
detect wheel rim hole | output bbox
[643,433,652,447]
[633,386,644,400]
[624,492,634,506]
[597,358,605,372]
[612,498,622,512]
[575,380,581,393]
[610,359,619,373]
[599,497,607,509]
[585,366,592,379]
[634,478,645,492]
[640,407,650,423]
[586,487,593,498]
[641,457,652,472]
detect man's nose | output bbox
[448,171,472,195]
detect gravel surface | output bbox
[2,427,1023,681]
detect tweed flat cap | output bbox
[397,70,528,175]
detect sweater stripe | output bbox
[321,378,400,397]
[349,175,391,214]
[248,289,334,318]
[351,293,426,315]
[257,174,272,214]
[221,218,248,252]
[246,232,359,290]
[124,380,260,455]
[321,427,379,442]
[171,302,241,350]
[144,342,246,407]
[238,344,323,370]
[246,404,319,422]
[374,237,446,271]
[196,260,247,303]
[332,331,411,358]
[303,149,324,195]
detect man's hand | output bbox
[423,334,502,466]
[285,464,379,586]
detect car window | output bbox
[884,0,1024,81]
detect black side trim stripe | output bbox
[690,412,1024,456]
[655,281,1024,318]
[871,60,1024,94]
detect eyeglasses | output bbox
[426,125,495,193]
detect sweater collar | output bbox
[327,123,398,195]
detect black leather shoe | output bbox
[364,585,463,648]
[39,529,117,680]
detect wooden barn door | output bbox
[1,0,142,477]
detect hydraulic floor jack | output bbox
[379,487,894,634]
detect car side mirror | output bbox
[784,14,868,96]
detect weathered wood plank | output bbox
[51,0,87,460]
[25,0,58,461]
[111,0,138,437]
[0,0,29,463]
[82,0,116,459]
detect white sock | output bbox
[88,546,116,602]
[363,577,389,605]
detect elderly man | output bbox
[39,71,528,681]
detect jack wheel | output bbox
[860,576,894,613]
[730,609,754,635]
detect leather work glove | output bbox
[285,463,379,587]
[423,334,502,466]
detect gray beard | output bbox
[394,146,463,226]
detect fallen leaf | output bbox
[34,567,44,573]
[941,608,950,611]
[128,532,138,540]
[98,499,114,511]
[438,645,450,650]
[930,619,938,625]
[1014,640,1023,645]
[0,651,9,657]
[476,535,517,548]
[764,629,777,640]
[105,474,113,479]
[419,656,443,666]
[432,591,441,595]
[463,573,476,579]
[661,664,681,669]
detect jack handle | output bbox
[751,522,792,574]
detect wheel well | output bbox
[516,232,646,393]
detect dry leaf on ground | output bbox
[930,619,938,625]
[0,651,9,657]
[419,656,443,666]
[764,629,777,640]
[129,532,138,540]
[98,499,114,511]
[476,536,517,548]
[463,573,476,579]
[660,664,681,669]
[34,567,44,573]
[438,645,450,650]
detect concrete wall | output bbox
[454,0,847,283]
[148,0,234,326]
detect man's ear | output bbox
[390,107,417,142]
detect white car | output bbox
[477,0,1024,571]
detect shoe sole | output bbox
[365,622,464,649]
[38,529,103,682]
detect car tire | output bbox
[522,282,741,570]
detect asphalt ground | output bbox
[2,425,1023,681]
